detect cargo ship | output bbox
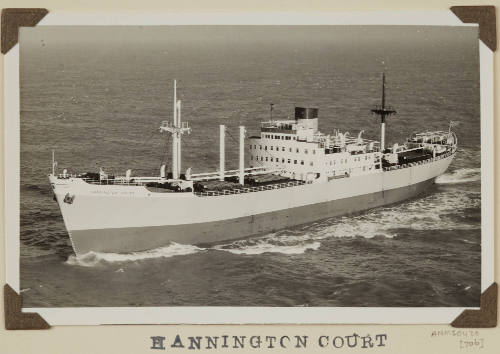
[49,75,457,256]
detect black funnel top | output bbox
[295,107,318,120]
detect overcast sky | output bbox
[20,25,478,47]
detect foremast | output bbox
[159,81,248,186]
[160,80,191,180]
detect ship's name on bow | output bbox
[89,190,135,196]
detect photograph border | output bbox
[2,9,496,326]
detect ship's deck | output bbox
[193,179,306,197]
[193,174,305,197]
[383,148,454,172]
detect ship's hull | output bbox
[69,178,434,254]
[51,154,454,256]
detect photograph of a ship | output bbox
[20,25,481,308]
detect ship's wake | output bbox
[213,235,321,255]
[435,168,480,184]
[66,243,204,267]
[214,187,480,254]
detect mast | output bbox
[177,100,182,174]
[172,80,178,179]
[159,80,191,180]
[239,126,245,185]
[219,125,225,181]
[370,73,396,152]
[52,150,56,175]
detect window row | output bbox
[263,134,295,141]
[325,159,348,165]
[352,155,372,162]
[249,145,316,154]
[250,155,314,166]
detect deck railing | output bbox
[382,150,454,172]
[83,178,160,186]
[56,175,163,186]
[194,180,305,197]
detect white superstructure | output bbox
[248,111,382,182]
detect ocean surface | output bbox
[19,26,481,307]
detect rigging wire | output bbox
[225,128,239,145]
[142,128,159,147]
[159,133,171,170]
[225,127,278,168]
